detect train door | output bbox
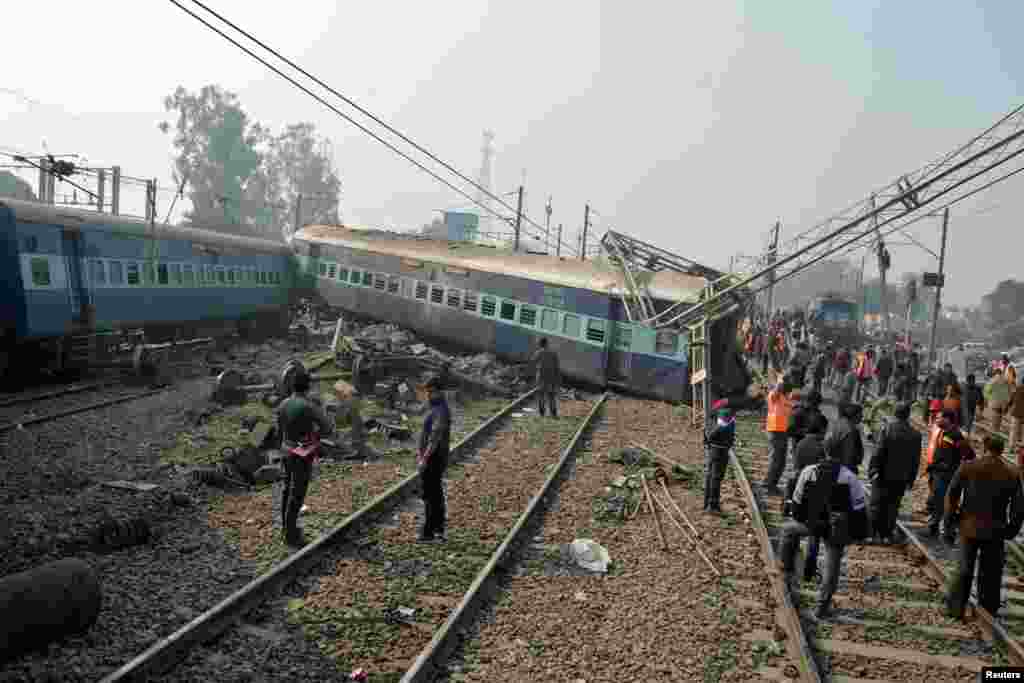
[607,322,632,381]
[61,227,93,329]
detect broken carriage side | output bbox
[290,224,752,404]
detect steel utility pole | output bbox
[556,223,563,258]
[765,221,780,316]
[927,208,950,368]
[871,194,891,337]
[294,194,303,235]
[580,203,590,261]
[545,196,552,253]
[513,185,523,252]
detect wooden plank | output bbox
[817,639,987,670]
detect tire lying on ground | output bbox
[0,558,102,663]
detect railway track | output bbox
[99,390,607,682]
[733,388,1024,681]
[0,382,171,434]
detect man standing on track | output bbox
[532,337,561,418]
[278,371,335,548]
[876,348,894,398]
[788,413,829,583]
[825,402,865,475]
[944,435,1024,620]
[868,402,921,544]
[763,381,795,496]
[703,406,736,514]
[780,443,869,620]
[417,376,451,543]
[926,409,975,541]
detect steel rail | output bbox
[0,381,109,408]
[0,387,171,434]
[400,392,608,682]
[728,447,823,683]
[99,387,539,682]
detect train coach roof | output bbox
[1,198,292,256]
[295,224,709,302]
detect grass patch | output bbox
[703,639,738,682]
[162,402,274,467]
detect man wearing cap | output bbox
[868,402,922,544]
[945,435,1024,620]
[278,371,335,547]
[417,376,451,543]
[703,406,736,514]
[926,409,975,540]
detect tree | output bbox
[0,171,36,201]
[265,123,341,239]
[159,85,271,235]
[160,86,342,241]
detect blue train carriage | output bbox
[290,224,722,401]
[806,292,861,347]
[0,198,294,375]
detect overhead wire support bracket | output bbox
[657,102,1024,329]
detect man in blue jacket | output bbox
[417,376,451,543]
[703,406,736,514]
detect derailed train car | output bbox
[291,224,750,402]
[0,198,295,378]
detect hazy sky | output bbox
[1,1,1021,306]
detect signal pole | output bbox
[765,221,780,317]
[294,194,303,235]
[580,204,590,261]
[926,208,950,368]
[545,196,552,253]
[556,223,563,258]
[513,185,523,252]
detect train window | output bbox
[415,281,428,300]
[227,269,235,284]
[481,296,496,317]
[387,276,400,294]
[91,259,107,286]
[374,274,386,290]
[430,285,444,304]
[157,264,169,285]
[143,263,155,285]
[24,236,38,252]
[499,301,516,321]
[183,264,194,284]
[234,268,242,283]
[126,263,141,286]
[328,264,337,279]
[562,314,581,338]
[362,271,373,286]
[614,324,632,350]
[109,261,124,285]
[543,286,565,308]
[318,263,327,277]
[401,279,413,298]
[519,305,536,326]
[447,289,461,308]
[339,268,349,283]
[30,257,51,287]
[655,330,678,354]
[171,264,182,284]
[541,309,559,331]
[350,269,361,284]
[217,268,226,284]
[463,291,478,313]
[206,265,215,283]
[585,319,606,344]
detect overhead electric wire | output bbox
[186,0,575,255]
[171,0,577,255]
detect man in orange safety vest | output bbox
[763,380,795,495]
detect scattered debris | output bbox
[102,481,160,493]
[565,539,611,573]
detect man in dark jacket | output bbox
[417,376,451,543]
[531,338,561,418]
[788,391,824,458]
[779,445,869,619]
[868,403,922,544]
[703,407,736,514]
[926,409,976,540]
[278,371,336,547]
[788,413,829,582]
[812,352,828,395]
[962,374,986,436]
[876,349,894,397]
[945,435,1024,619]
[825,402,865,474]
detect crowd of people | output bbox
[707,320,1024,623]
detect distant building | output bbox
[420,211,480,241]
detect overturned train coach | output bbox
[291,225,751,403]
[0,198,295,378]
